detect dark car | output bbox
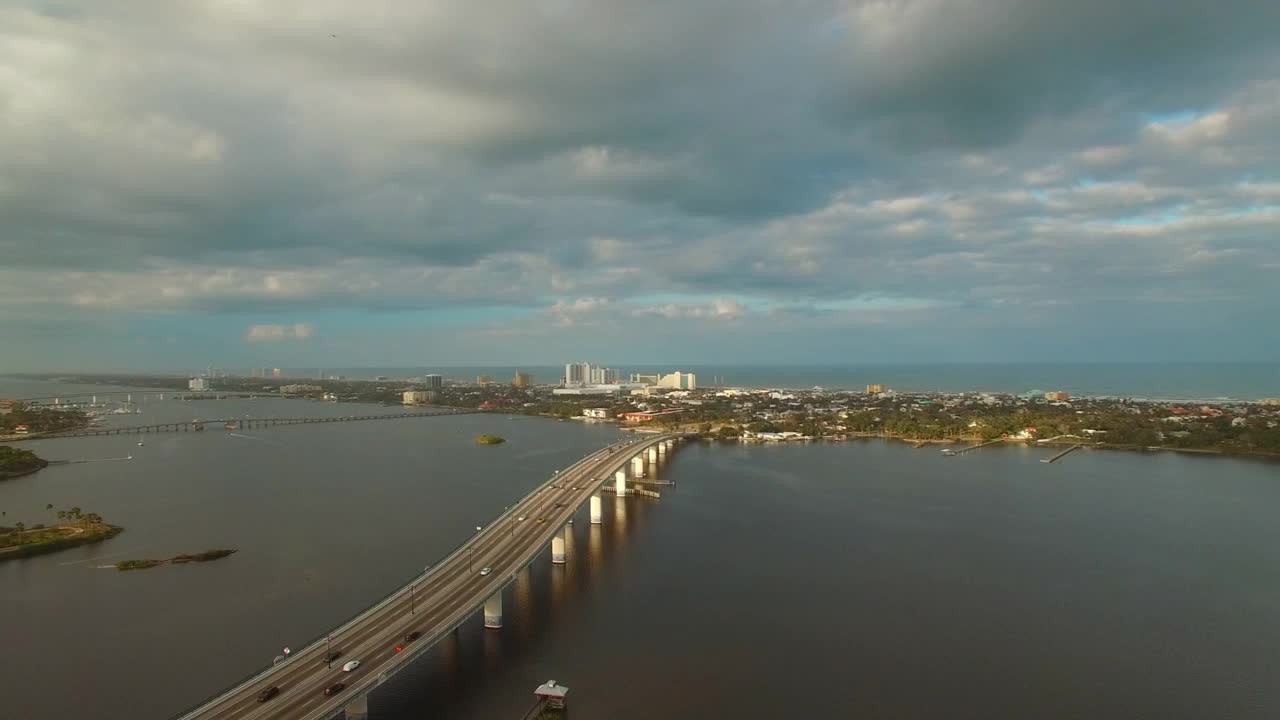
[404,631,421,642]
[257,686,280,703]
[553,502,565,508]
[324,682,346,697]
[322,650,343,663]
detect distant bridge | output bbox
[28,409,484,440]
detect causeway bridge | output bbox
[175,432,692,720]
[35,409,482,439]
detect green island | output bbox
[0,445,49,480]
[0,506,121,561]
[115,548,237,571]
[475,434,506,445]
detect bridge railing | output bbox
[171,435,640,720]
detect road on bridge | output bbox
[178,433,686,720]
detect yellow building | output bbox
[866,384,885,394]
[512,372,534,387]
[1044,390,1070,401]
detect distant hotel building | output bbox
[188,378,209,392]
[476,375,496,385]
[272,368,282,378]
[866,383,885,394]
[563,362,619,387]
[1044,390,1070,401]
[512,372,534,387]
[656,371,696,390]
[423,374,444,389]
[403,390,433,405]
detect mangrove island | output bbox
[0,506,121,561]
[475,434,506,445]
[0,446,49,480]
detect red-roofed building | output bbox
[621,409,685,423]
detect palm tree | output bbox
[56,510,66,522]
[46,503,53,511]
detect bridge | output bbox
[175,432,691,720]
[32,409,482,439]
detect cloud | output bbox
[1,1,1278,367]
[244,323,314,342]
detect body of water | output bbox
[3,380,1280,718]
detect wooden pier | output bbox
[947,438,1005,455]
[1041,444,1084,464]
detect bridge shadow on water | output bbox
[369,488,663,719]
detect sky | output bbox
[2,0,1279,371]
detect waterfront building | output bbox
[630,373,660,384]
[1264,398,1280,406]
[280,384,322,394]
[1045,390,1070,401]
[476,375,496,385]
[553,386,618,396]
[272,368,282,378]
[403,390,432,405]
[583,407,613,419]
[423,374,443,389]
[188,378,209,392]
[564,362,588,386]
[513,371,534,387]
[866,383,885,394]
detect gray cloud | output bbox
[2,0,1278,365]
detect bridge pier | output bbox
[647,446,658,463]
[552,525,568,564]
[344,693,369,720]
[590,492,603,524]
[615,470,627,496]
[631,455,645,478]
[484,591,503,629]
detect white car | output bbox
[480,567,492,576]
[517,516,526,521]
[341,660,360,672]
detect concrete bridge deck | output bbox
[174,432,691,720]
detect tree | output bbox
[717,425,740,439]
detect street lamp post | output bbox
[326,634,332,668]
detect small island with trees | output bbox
[0,446,49,480]
[115,548,236,571]
[0,506,121,561]
[475,434,506,445]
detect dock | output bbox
[948,438,1005,456]
[1041,444,1084,463]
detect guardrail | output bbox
[172,436,647,720]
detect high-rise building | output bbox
[866,384,885,394]
[423,374,443,389]
[477,375,496,385]
[513,372,534,387]
[403,390,433,404]
[657,371,696,390]
[564,362,588,386]
[272,368,281,378]
[630,373,660,384]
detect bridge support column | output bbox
[484,591,503,629]
[344,693,369,720]
[590,492,603,524]
[647,446,658,463]
[552,525,567,564]
[658,441,667,456]
[631,455,645,478]
[615,470,627,496]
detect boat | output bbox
[224,421,236,430]
[137,441,144,447]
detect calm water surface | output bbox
[3,380,1280,719]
